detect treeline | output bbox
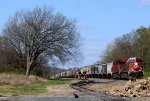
[100,26,150,70]
[0,6,81,77]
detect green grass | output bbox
[0,79,72,96]
[47,79,72,85]
[144,70,150,78]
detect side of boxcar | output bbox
[106,62,113,78]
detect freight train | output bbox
[51,57,144,79]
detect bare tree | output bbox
[3,7,81,77]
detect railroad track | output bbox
[70,79,130,101]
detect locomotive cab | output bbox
[127,57,144,78]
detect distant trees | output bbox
[0,6,81,77]
[133,27,150,69]
[100,26,150,70]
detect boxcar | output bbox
[60,72,66,78]
[65,71,71,78]
[98,64,103,78]
[107,62,113,78]
[85,65,92,77]
[102,64,107,78]
[93,64,99,78]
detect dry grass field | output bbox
[0,73,47,86]
[0,74,77,96]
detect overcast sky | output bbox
[0,0,150,68]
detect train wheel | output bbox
[128,75,133,80]
[113,73,118,79]
[107,74,111,79]
[138,74,143,79]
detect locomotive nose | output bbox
[133,63,142,71]
[135,63,138,66]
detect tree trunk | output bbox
[26,62,31,77]
[26,51,33,77]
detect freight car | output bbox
[79,65,99,78]
[106,62,113,78]
[52,57,144,80]
[97,64,103,78]
[65,70,77,78]
[79,57,144,79]
[60,72,66,78]
[51,69,77,79]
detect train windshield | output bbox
[127,58,143,63]
[136,58,143,62]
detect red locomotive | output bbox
[112,58,128,79]
[112,57,144,79]
[127,57,144,78]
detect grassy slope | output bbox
[144,70,150,78]
[0,79,72,96]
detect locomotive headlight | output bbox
[135,63,138,66]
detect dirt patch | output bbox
[43,84,82,96]
[42,79,83,96]
[88,80,126,93]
